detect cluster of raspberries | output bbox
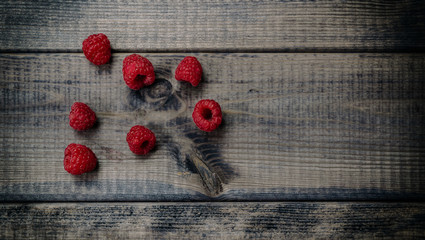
[65,33,223,175]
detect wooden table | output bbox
[1,0,425,239]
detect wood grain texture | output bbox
[1,0,424,52]
[1,202,424,239]
[1,53,424,201]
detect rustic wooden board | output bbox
[1,202,424,239]
[1,0,424,52]
[1,53,424,201]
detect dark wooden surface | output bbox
[1,53,425,201]
[1,0,424,52]
[1,202,425,239]
[1,0,425,239]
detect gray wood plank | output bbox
[0,53,424,201]
[1,202,424,239]
[1,0,424,52]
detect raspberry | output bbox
[175,56,202,86]
[64,143,97,175]
[122,54,155,90]
[82,33,111,65]
[126,125,156,155]
[192,99,222,132]
[69,102,96,131]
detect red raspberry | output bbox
[82,33,111,65]
[175,56,202,86]
[64,143,97,175]
[192,99,222,132]
[126,125,156,155]
[122,54,155,90]
[69,102,96,131]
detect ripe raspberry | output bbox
[69,102,96,131]
[82,33,111,65]
[175,56,202,86]
[64,143,97,175]
[126,125,156,155]
[192,99,222,132]
[122,54,155,90]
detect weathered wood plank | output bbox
[1,53,424,201]
[0,202,424,239]
[1,0,424,52]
